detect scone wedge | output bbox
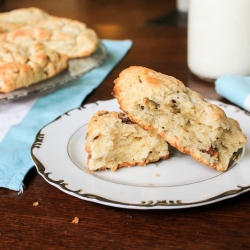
[85,110,169,171]
[113,66,247,172]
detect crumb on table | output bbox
[72,217,79,224]
[33,201,39,206]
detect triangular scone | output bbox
[0,41,68,92]
[0,16,99,58]
[85,110,169,171]
[113,66,247,172]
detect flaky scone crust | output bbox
[0,16,99,58]
[0,7,49,34]
[0,41,68,92]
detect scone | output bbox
[1,16,99,58]
[85,110,169,171]
[0,7,49,34]
[0,8,100,92]
[113,66,247,172]
[0,41,68,92]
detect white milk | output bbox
[188,0,250,81]
[177,0,189,12]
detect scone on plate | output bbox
[85,110,169,171]
[0,41,68,92]
[113,66,247,172]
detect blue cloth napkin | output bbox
[215,75,250,112]
[0,39,132,191]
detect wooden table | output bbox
[1,22,250,250]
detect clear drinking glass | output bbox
[188,0,250,82]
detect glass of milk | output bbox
[188,0,250,82]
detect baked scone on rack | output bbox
[0,7,49,34]
[0,7,100,93]
[0,41,68,93]
[0,16,99,58]
[85,110,169,171]
[113,66,247,172]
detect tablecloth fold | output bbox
[215,75,250,112]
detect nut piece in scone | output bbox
[85,110,169,171]
[113,66,247,172]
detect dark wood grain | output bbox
[0,1,249,249]
[0,0,176,27]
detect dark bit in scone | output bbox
[113,66,247,172]
[85,110,169,171]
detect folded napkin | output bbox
[215,75,250,112]
[0,39,132,192]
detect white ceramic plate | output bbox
[31,99,250,209]
[0,43,107,102]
